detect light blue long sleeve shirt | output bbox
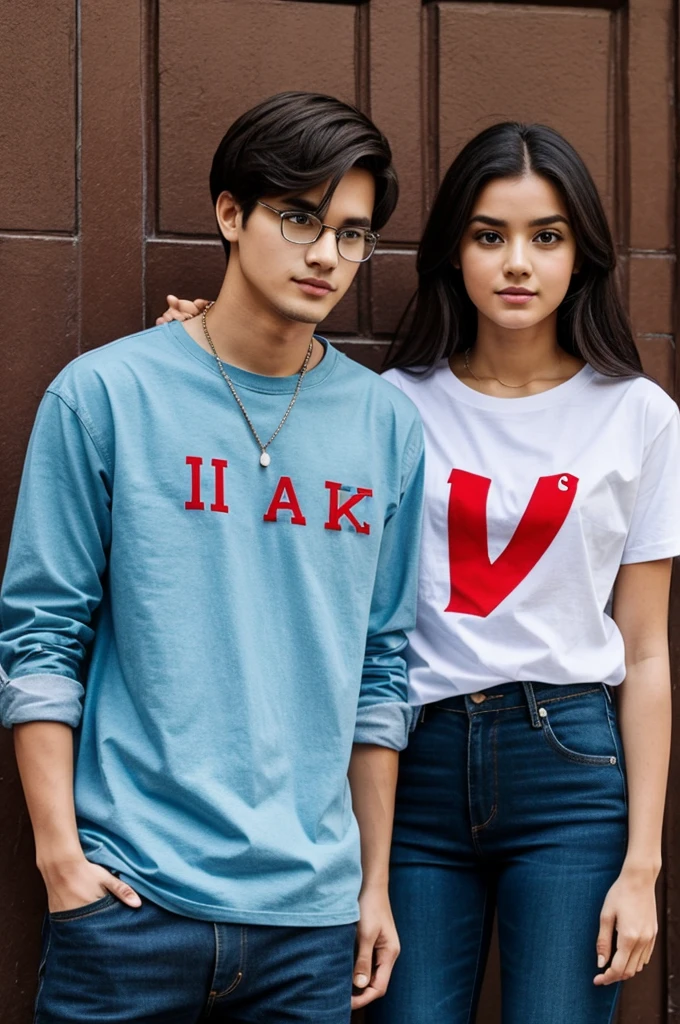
[0,322,424,925]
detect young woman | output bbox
[164,122,680,1023]
[370,122,680,1024]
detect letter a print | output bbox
[446,470,578,617]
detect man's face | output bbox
[219,167,376,324]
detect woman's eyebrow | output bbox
[468,214,569,228]
[529,215,570,227]
[468,215,505,227]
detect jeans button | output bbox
[470,692,487,704]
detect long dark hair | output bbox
[385,122,642,377]
[210,92,398,261]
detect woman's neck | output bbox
[451,314,585,397]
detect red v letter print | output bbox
[446,469,578,617]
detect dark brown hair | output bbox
[385,122,642,378]
[210,91,398,260]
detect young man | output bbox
[0,92,424,1023]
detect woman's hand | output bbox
[155,295,211,325]
[594,864,659,985]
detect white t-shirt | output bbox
[383,362,680,703]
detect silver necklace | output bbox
[201,307,314,467]
[463,347,563,390]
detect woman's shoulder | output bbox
[589,370,678,436]
[381,361,449,394]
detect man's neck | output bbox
[182,278,322,378]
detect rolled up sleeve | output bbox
[0,390,111,728]
[354,424,425,751]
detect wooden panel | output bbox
[0,0,76,231]
[369,251,417,337]
[370,0,425,241]
[433,3,615,222]
[629,254,675,337]
[628,0,675,251]
[439,0,624,7]
[145,239,225,326]
[637,337,675,395]
[0,238,79,569]
[157,0,359,236]
[79,0,146,350]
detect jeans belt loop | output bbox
[521,681,542,728]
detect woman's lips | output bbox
[497,290,536,305]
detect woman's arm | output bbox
[594,557,673,986]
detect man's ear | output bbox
[215,192,241,243]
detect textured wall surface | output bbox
[1,1,678,1021]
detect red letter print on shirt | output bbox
[324,481,373,534]
[446,470,578,617]
[263,476,307,525]
[185,456,230,513]
[185,456,205,510]
[210,459,229,514]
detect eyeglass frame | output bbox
[255,200,379,263]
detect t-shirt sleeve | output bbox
[0,389,111,727]
[621,406,680,564]
[353,415,425,750]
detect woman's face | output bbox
[457,173,579,333]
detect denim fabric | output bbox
[368,682,627,1024]
[35,894,355,1023]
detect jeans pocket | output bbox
[538,698,620,767]
[49,892,119,922]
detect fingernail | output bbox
[354,974,369,988]
[597,955,605,968]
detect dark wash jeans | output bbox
[368,681,627,1024]
[35,894,355,1023]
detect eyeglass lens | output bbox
[281,212,376,262]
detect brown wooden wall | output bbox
[1,1,678,1021]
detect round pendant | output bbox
[260,451,271,467]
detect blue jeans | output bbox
[35,894,356,1022]
[368,681,628,1024]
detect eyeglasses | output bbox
[256,201,379,263]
